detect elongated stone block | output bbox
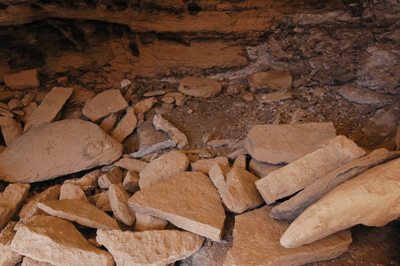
[0,222,23,266]
[0,183,30,230]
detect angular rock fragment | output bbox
[232,154,247,169]
[280,157,400,249]
[209,163,231,195]
[0,183,30,230]
[139,150,189,189]
[122,171,140,193]
[111,107,137,143]
[68,85,96,104]
[226,84,247,95]
[108,184,136,226]
[88,192,112,212]
[178,77,222,98]
[60,183,87,201]
[0,107,13,118]
[0,117,22,146]
[4,69,40,90]
[248,159,284,178]
[0,222,23,266]
[190,157,229,174]
[0,91,15,102]
[226,148,247,161]
[164,92,186,106]
[247,70,293,92]
[143,89,175,97]
[224,206,352,266]
[11,216,114,266]
[98,167,124,189]
[133,97,158,115]
[20,92,36,106]
[129,139,178,159]
[207,139,234,148]
[63,169,101,191]
[129,172,226,241]
[242,92,254,102]
[244,122,337,164]
[256,135,365,204]
[97,229,204,266]
[338,85,394,105]
[153,114,188,149]
[82,89,128,123]
[0,119,123,183]
[115,157,148,173]
[134,213,168,231]
[100,113,118,134]
[24,87,74,132]
[257,91,293,103]
[0,146,6,153]
[20,102,37,124]
[7,99,23,110]
[38,199,120,230]
[21,256,54,266]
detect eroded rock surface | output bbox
[0,183,30,230]
[0,221,23,266]
[108,184,136,226]
[178,77,222,98]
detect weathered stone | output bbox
[68,85,96,104]
[0,183,30,230]
[82,89,128,123]
[20,92,36,106]
[7,99,23,110]
[38,199,120,230]
[226,148,247,161]
[244,122,337,164]
[134,213,168,231]
[153,114,188,149]
[186,149,214,158]
[0,117,22,146]
[108,184,136,226]
[98,167,124,189]
[88,192,112,212]
[248,159,284,178]
[256,135,366,204]
[207,139,233,147]
[0,91,15,102]
[111,107,137,143]
[97,229,204,266]
[20,102,37,124]
[129,171,226,241]
[24,87,74,132]
[122,171,140,194]
[100,113,118,134]
[224,206,352,266]
[242,92,254,102]
[178,77,222,98]
[290,107,308,124]
[209,163,231,195]
[271,148,400,221]
[60,183,87,201]
[63,169,101,191]
[21,256,55,266]
[397,126,400,151]
[4,69,40,90]
[0,222,23,266]
[133,97,158,115]
[139,150,189,189]
[280,157,400,249]
[137,118,170,149]
[11,215,114,266]
[0,119,123,183]
[257,92,293,103]
[190,157,229,174]
[338,85,394,105]
[163,92,186,106]
[0,107,13,118]
[232,154,247,169]
[0,146,6,153]
[115,157,148,173]
[226,84,247,95]
[247,70,293,92]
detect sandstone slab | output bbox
[232,154,247,169]
[0,221,23,266]
[247,70,293,92]
[248,159,284,178]
[122,171,140,193]
[4,69,40,90]
[257,91,293,103]
[63,169,101,191]
[244,122,337,164]
[97,229,204,266]
[88,192,112,212]
[98,167,124,189]
[60,183,87,201]
[338,85,394,105]
[0,119,123,183]
[130,140,178,159]
[209,163,231,195]
[224,206,352,266]
[111,107,137,143]
[280,157,400,249]
[0,117,22,146]
[20,92,36,106]
[68,85,96,104]
[256,135,365,204]
[136,118,170,149]
[108,184,136,226]
[153,114,188,149]
[100,113,118,134]
[178,77,222,98]
[21,256,54,266]
[134,213,168,231]
[0,91,15,102]
[133,97,158,115]
[129,171,226,241]
[115,157,148,173]
[0,183,30,230]
[190,157,229,174]
[11,215,114,266]
[20,102,37,124]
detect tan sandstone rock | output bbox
[98,167,124,189]
[248,159,284,178]
[21,256,54,266]
[133,97,158,115]
[178,77,222,98]
[111,107,137,143]
[63,169,101,191]
[100,113,118,134]
[60,183,88,201]
[0,222,23,266]
[88,192,112,212]
[0,117,22,146]
[108,184,136,226]
[4,69,40,90]
[153,114,188,149]
[122,171,140,194]
[190,157,229,174]
[232,154,247,169]
[0,183,30,230]
[209,163,231,195]
[134,213,168,231]
[115,157,149,173]
[247,70,293,92]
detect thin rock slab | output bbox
[224,206,352,266]
[256,135,366,204]
[129,140,178,159]
[21,256,54,266]
[280,157,400,249]
[110,107,137,143]
[123,171,140,193]
[209,163,231,195]
[247,70,293,92]
[100,113,118,134]
[98,167,124,189]
[108,184,136,226]
[0,119,123,183]
[134,213,168,231]
[0,183,30,230]
[257,92,293,103]
[129,171,226,242]
[190,157,229,175]
[88,192,112,212]
[97,229,204,266]
[248,159,284,178]
[0,221,23,266]
[115,157,148,173]
[271,148,400,221]
[153,114,188,149]
[178,77,222,98]
[59,183,87,201]
[4,69,40,90]
[244,122,337,164]
[11,215,114,266]
[38,199,120,231]
[139,150,189,189]
[133,97,158,115]
[0,117,22,146]
[63,169,101,191]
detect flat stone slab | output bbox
[110,107,137,143]
[133,97,158,115]
[153,114,188,149]
[247,70,293,92]
[224,206,352,266]
[38,199,120,231]
[190,157,229,174]
[130,140,178,158]
[0,119,123,183]
[4,69,40,90]
[178,77,222,98]
[115,157,148,173]
[0,183,30,230]
[97,229,204,266]
[280,157,400,249]
[0,117,22,146]
[11,215,114,266]
[108,184,136,226]
[244,122,337,164]
[129,171,226,241]
[257,92,293,103]
[21,256,54,266]
[134,213,168,231]
[0,221,23,266]
[338,85,394,105]
[248,159,284,178]
[256,135,366,204]
[60,183,87,201]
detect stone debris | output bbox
[97,229,205,266]
[7,98,23,110]
[115,157,149,173]
[248,159,284,178]
[60,183,87,201]
[242,92,254,102]
[122,171,140,194]
[163,92,186,106]
[129,139,178,158]
[139,150,189,189]
[63,169,101,191]
[120,79,132,88]
[0,107,13,117]
[207,139,233,147]
[143,89,175,97]
[0,183,30,230]
[100,113,118,134]
[0,221,23,266]
[137,118,170,149]
[4,69,40,90]
[186,149,214,158]
[257,91,293,103]
[82,89,128,123]
[232,154,247,169]
[271,148,400,221]
[88,192,112,212]
[134,213,168,231]
[57,76,68,85]
[290,107,307,124]
[338,85,394,105]
[0,91,15,102]
[0,117,22,146]
[153,114,188,149]
[133,97,158,115]
[247,70,293,92]
[11,215,114,266]
[98,167,124,189]
[209,163,231,195]
[244,122,337,164]
[256,135,366,204]
[190,157,229,174]
[224,206,352,266]
[129,171,226,242]
[24,87,74,132]
[0,119,123,183]
[110,107,137,143]
[20,102,37,124]
[20,92,36,106]
[280,157,400,248]
[108,184,136,226]
[226,84,247,95]
[178,77,222,98]
[226,148,247,161]
[68,86,96,104]
[21,256,55,266]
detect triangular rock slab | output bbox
[280,157,400,249]
[0,183,30,230]
[11,215,114,266]
[224,206,352,266]
[178,77,222,98]
[0,222,23,266]
[129,171,226,242]
[38,199,120,230]
[97,229,205,266]
[108,184,136,226]
[0,119,123,183]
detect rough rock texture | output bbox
[97,229,205,266]
[38,199,120,230]
[134,213,168,231]
[108,184,136,226]
[271,148,400,221]
[21,256,54,266]
[244,122,337,164]
[280,157,400,249]
[11,215,114,266]
[133,97,158,115]
[0,119,123,183]
[122,171,140,194]
[247,70,293,92]
[63,169,101,191]
[0,221,23,266]
[24,87,74,132]
[209,163,231,195]
[100,114,118,134]
[0,117,22,146]
[232,154,247,169]
[59,183,87,201]
[82,89,128,123]
[248,159,284,178]
[98,167,124,189]
[129,171,226,242]
[153,114,188,149]
[88,192,112,212]
[129,140,178,159]
[256,135,366,204]
[0,183,30,230]
[115,157,148,173]
[110,107,137,143]
[190,157,229,174]
[4,69,40,90]
[337,85,394,105]
[178,77,222,98]
[257,92,293,103]
[224,206,352,266]
[139,150,189,189]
